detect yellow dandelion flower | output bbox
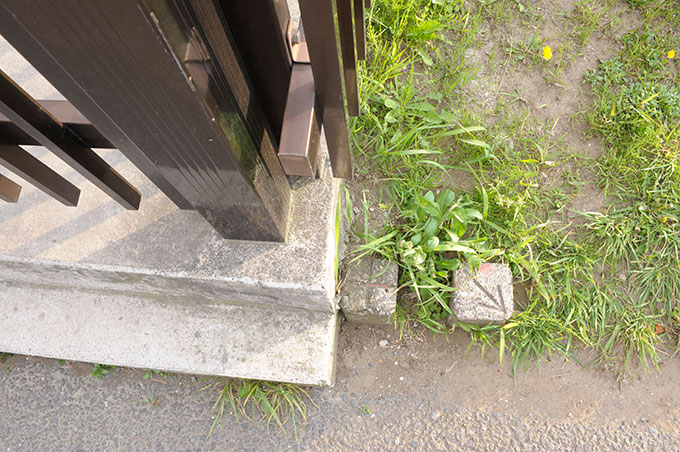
[542,45,553,61]
[668,49,676,59]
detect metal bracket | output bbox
[277,63,320,177]
[278,20,320,177]
[286,20,310,64]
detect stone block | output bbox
[450,263,513,324]
[340,258,398,325]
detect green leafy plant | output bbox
[143,369,168,380]
[356,189,500,332]
[91,363,114,379]
[138,391,162,409]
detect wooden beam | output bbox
[0,172,21,203]
[0,70,140,210]
[298,0,354,178]
[0,142,80,206]
[0,100,114,149]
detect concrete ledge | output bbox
[0,150,340,313]
[0,149,341,384]
[0,280,338,385]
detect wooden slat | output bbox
[0,142,80,206]
[0,70,140,210]
[298,0,354,178]
[336,0,360,116]
[0,172,21,203]
[354,0,366,60]
[216,0,292,142]
[0,100,114,149]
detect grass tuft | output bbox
[204,378,316,441]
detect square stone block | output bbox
[340,258,398,325]
[451,263,513,324]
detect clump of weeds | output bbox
[204,378,316,442]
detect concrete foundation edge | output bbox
[0,280,339,386]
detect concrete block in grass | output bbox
[451,263,513,324]
[340,258,397,325]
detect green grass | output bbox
[203,378,317,440]
[204,378,315,441]
[143,369,168,379]
[350,0,680,377]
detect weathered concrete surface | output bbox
[451,263,514,324]
[0,150,340,313]
[0,280,338,386]
[340,258,398,325]
[0,150,341,384]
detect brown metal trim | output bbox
[0,172,21,203]
[298,0,354,179]
[271,0,293,51]
[287,21,310,64]
[336,0,360,117]
[0,100,114,149]
[278,64,321,177]
[353,0,366,61]
[0,70,141,210]
[0,142,80,206]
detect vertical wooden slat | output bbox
[336,0,360,116]
[298,0,354,179]
[354,0,366,61]
[0,172,21,203]
[215,0,292,142]
[0,70,140,210]
[0,142,80,206]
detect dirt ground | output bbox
[460,0,642,216]
[337,322,680,426]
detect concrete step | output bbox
[0,279,338,385]
[0,149,340,385]
[0,38,342,386]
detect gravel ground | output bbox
[1,322,679,451]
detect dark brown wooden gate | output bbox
[0,0,364,242]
